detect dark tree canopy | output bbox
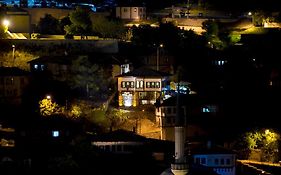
[65,7,92,38]
[38,14,61,34]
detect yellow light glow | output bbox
[3,19,10,27]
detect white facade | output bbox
[117,76,162,107]
[116,7,146,20]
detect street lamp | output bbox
[12,45,15,66]
[46,95,51,100]
[156,44,164,71]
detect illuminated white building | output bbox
[116,6,146,20]
[116,67,170,107]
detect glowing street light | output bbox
[3,19,10,27]
[46,95,51,100]
[156,44,164,71]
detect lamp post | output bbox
[156,44,164,71]
[12,45,15,66]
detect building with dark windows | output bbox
[155,94,222,141]
[0,67,29,105]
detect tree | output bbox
[239,128,280,162]
[0,50,38,70]
[39,97,64,116]
[92,16,126,39]
[68,56,111,100]
[59,15,72,35]
[131,24,158,47]
[65,7,92,39]
[106,108,128,131]
[202,19,226,49]
[38,14,60,34]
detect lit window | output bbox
[146,82,150,88]
[34,64,38,69]
[41,65,45,70]
[134,8,137,12]
[202,105,217,113]
[52,131,59,137]
[202,107,210,113]
[136,81,143,88]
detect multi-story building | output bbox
[0,67,30,105]
[155,94,221,141]
[116,6,146,20]
[192,142,236,175]
[116,67,170,107]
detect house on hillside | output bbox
[28,55,73,81]
[116,3,146,20]
[0,67,30,105]
[192,142,236,175]
[155,94,222,141]
[116,67,171,107]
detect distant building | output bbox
[0,67,30,105]
[28,55,72,81]
[192,143,236,175]
[116,6,146,20]
[2,7,31,34]
[91,129,173,157]
[116,67,171,107]
[155,94,221,141]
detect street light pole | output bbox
[156,44,163,71]
[12,45,15,67]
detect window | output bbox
[202,107,210,112]
[146,82,161,88]
[215,159,219,165]
[121,81,134,88]
[34,64,38,69]
[124,8,127,12]
[20,78,24,85]
[117,145,122,152]
[13,89,17,96]
[52,131,59,137]
[202,105,217,113]
[226,159,231,165]
[156,82,160,88]
[195,157,200,164]
[140,8,142,12]
[167,108,171,114]
[134,8,137,12]
[220,159,225,165]
[6,78,14,85]
[146,82,150,88]
[136,81,143,88]
[201,158,206,164]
